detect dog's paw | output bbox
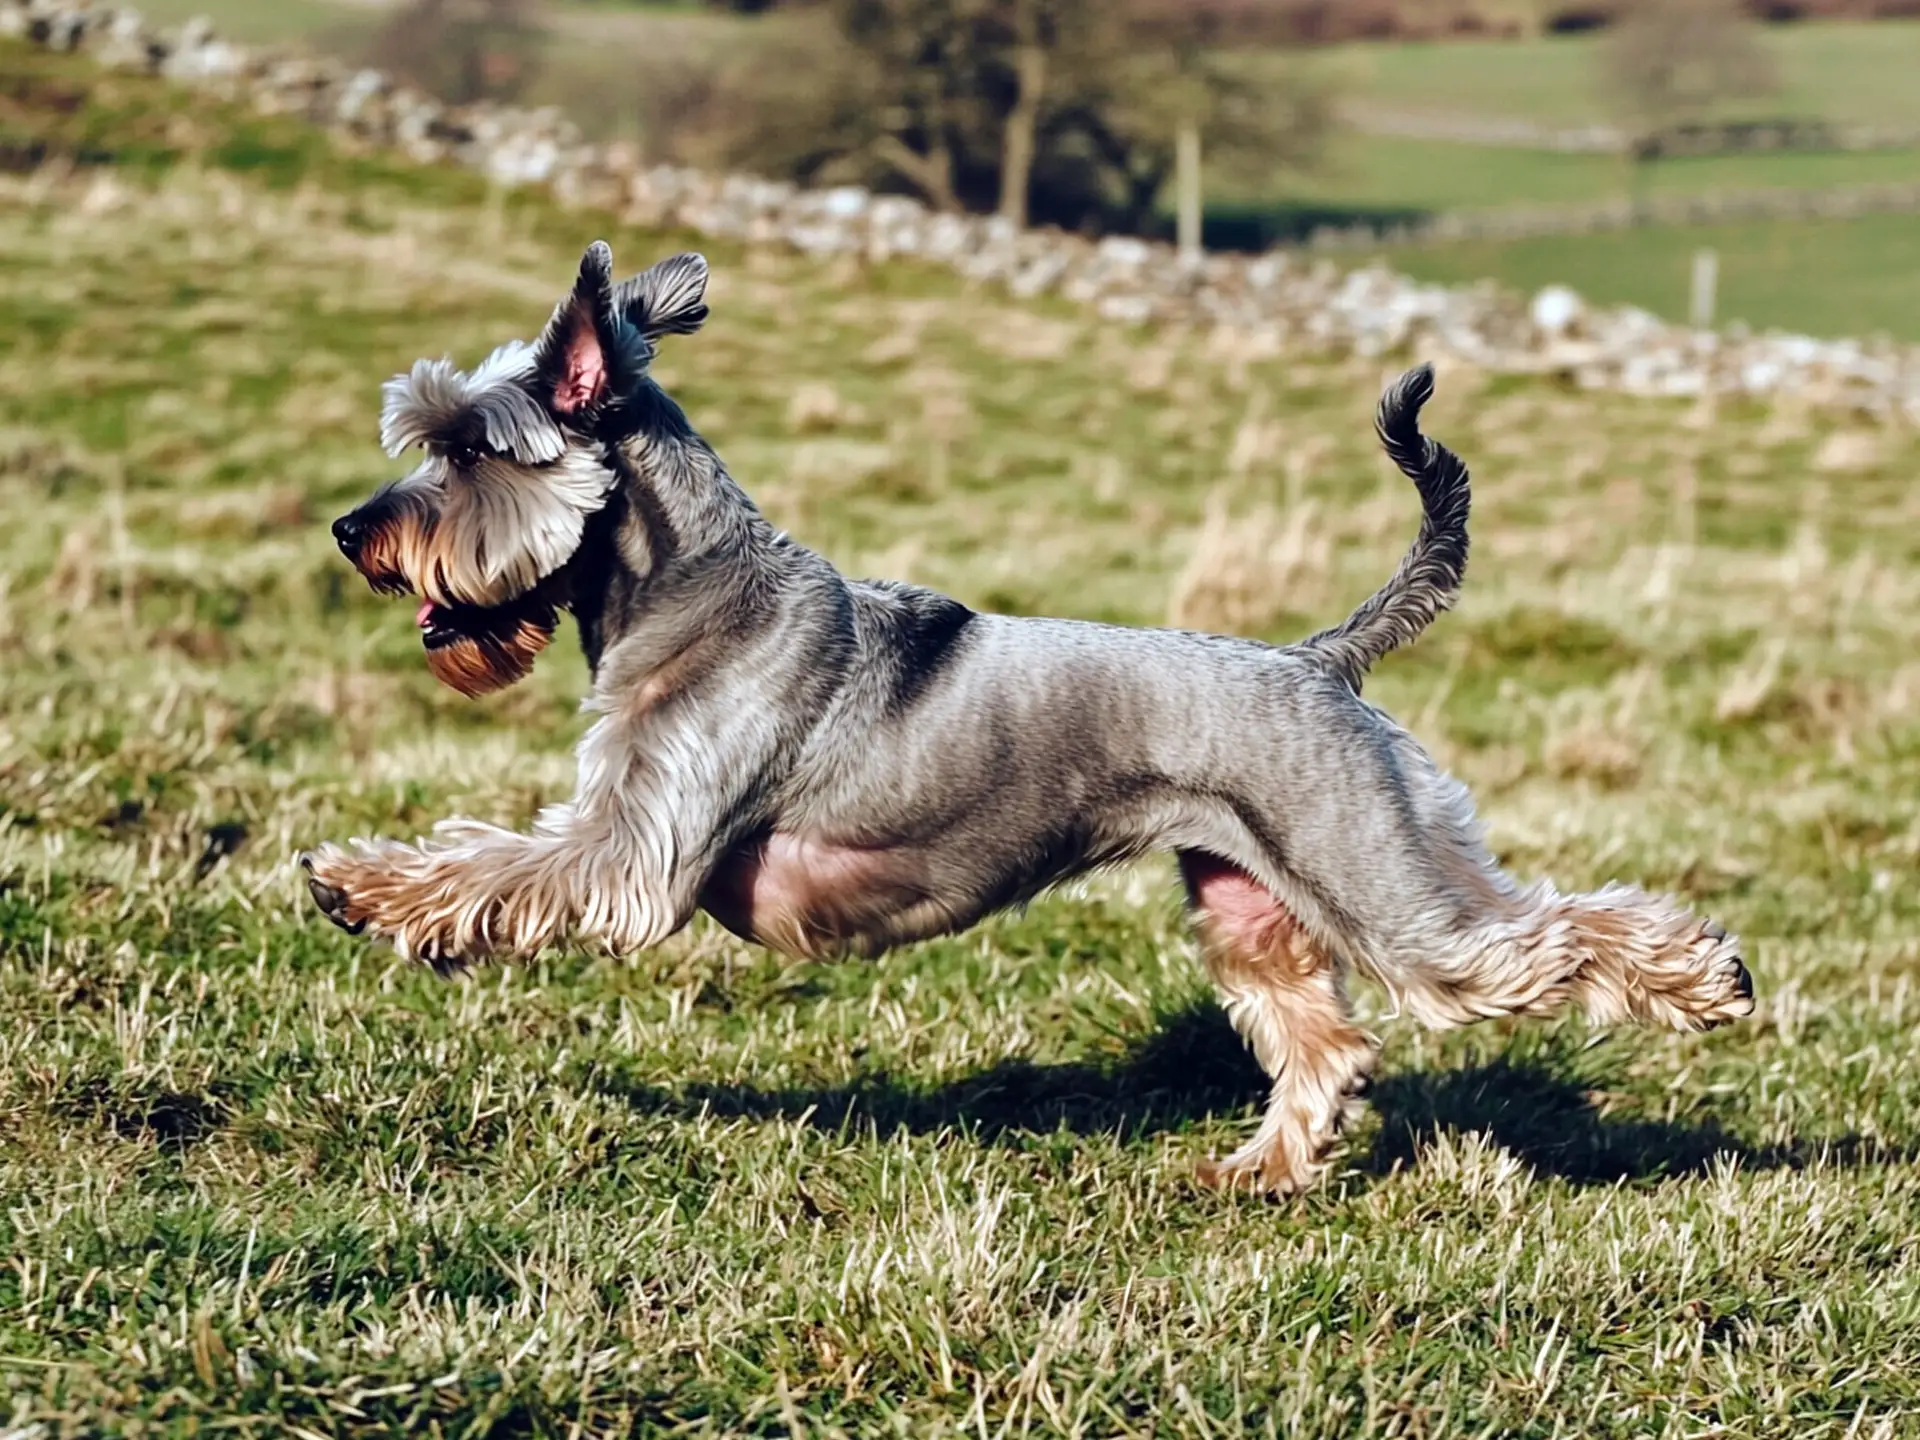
[1685,920,1755,1030]
[1195,1154,1321,1200]
[299,850,369,935]
[296,843,488,976]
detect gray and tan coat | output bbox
[304,242,1754,1195]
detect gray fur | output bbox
[380,343,566,465]
[1299,362,1471,692]
[304,243,1754,1196]
[615,251,711,342]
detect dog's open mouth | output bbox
[414,588,561,699]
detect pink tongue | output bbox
[416,601,436,628]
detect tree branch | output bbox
[870,133,961,211]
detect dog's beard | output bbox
[418,587,561,698]
[345,454,614,696]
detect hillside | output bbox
[3,36,1920,1437]
[114,1,1920,337]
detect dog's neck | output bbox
[562,493,636,676]
[561,379,806,680]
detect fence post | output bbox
[1176,119,1202,262]
[1690,248,1719,329]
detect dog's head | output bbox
[330,241,709,697]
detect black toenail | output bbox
[307,877,365,934]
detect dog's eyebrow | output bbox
[380,345,567,465]
[431,417,496,455]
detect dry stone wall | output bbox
[1351,108,1920,157]
[9,0,1920,424]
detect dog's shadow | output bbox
[590,1000,1904,1187]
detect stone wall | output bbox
[1352,108,1920,157]
[7,0,1920,423]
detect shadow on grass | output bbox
[593,1002,1269,1147]
[592,1000,1911,1187]
[1362,1060,1910,1184]
[46,1079,236,1149]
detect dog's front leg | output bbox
[301,801,693,972]
[303,660,790,970]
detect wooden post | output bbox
[1690,247,1719,329]
[1176,118,1202,261]
[997,0,1045,230]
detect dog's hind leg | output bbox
[1261,738,1755,1039]
[1301,788,1755,1037]
[1389,880,1754,1036]
[1180,850,1379,1197]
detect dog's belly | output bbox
[699,832,962,960]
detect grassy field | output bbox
[1275,20,1920,222]
[1385,209,1920,342]
[120,0,1920,335]
[1286,137,1920,217]
[1317,20,1920,131]
[5,39,1920,1438]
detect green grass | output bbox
[1384,209,1920,341]
[1234,21,1920,225]
[118,0,372,45]
[5,39,1920,1438]
[1209,24,1920,331]
[1314,20,1920,131]
[1287,135,1920,215]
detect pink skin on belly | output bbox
[1177,851,1298,953]
[703,836,1299,962]
[701,832,934,958]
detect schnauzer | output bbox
[303,241,1755,1196]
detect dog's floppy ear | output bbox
[535,240,627,416]
[616,252,709,342]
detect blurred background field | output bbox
[3,3,1920,1434]
[119,0,1920,337]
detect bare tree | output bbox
[672,0,982,211]
[1117,2,1332,254]
[1602,0,1779,189]
[841,0,981,213]
[1036,1,1332,241]
[995,0,1051,227]
[369,0,546,107]
[688,0,1331,238]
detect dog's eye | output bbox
[447,443,485,471]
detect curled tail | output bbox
[1299,363,1470,691]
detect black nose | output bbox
[331,513,366,561]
